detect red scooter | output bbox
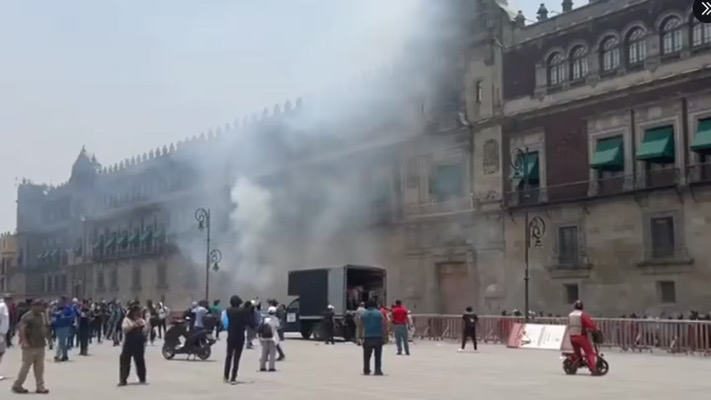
[561,332,609,376]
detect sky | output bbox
[0,0,545,233]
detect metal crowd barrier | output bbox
[408,315,711,356]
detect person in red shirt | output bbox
[390,300,410,355]
[567,300,599,375]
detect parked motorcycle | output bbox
[162,319,216,360]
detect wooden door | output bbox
[437,262,470,315]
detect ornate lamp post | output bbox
[510,147,546,320]
[195,208,222,301]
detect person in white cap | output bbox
[323,305,335,345]
[257,306,280,372]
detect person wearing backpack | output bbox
[459,306,478,352]
[257,306,280,372]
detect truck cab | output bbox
[284,264,386,340]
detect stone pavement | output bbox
[0,338,710,400]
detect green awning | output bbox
[37,252,47,260]
[118,233,128,247]
[590,137,624,171]
[50,249,59,258]
[128,231,139,245]
[154,229,166,243]
[691,119,711,153]
[510,153,540,182]
[430,164,463,199]
[104,236,116,250]
[92,238,103,249]
[141,230,153,243]
[636,126,674,162]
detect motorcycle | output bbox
[162,319,216,361]
[562,340,609,376]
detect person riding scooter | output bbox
[567,300,600,375]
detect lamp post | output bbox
[195,208,222,301]
[510,148,546,320]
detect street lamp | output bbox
[195,208,222,301]
[510,148,546,320]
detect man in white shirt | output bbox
[0,294,11,381]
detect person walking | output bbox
[222,295,256,384]
[156,302,168,339]
[258,306,280,372]
[52,297,76,362]
[118,304,148,386]
[459,306,478,352]
[361,300,384,376]
[0,294,10,381]
[323,305,335,345]
[391,300,410,356]
[355,302,366,346]
[77,301,91,356]
[11,299,50,394]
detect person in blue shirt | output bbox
[52,297,76,362]
[360,299,384,376]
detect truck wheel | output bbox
[300,326,312,340]
[311,323,323,341]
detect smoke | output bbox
[228,177,274,292]
[163,0,472,301]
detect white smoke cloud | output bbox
[227,176,275,292]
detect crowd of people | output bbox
[0,292,464,393]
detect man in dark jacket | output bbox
[223,295,256,384]
[460,306,478,351]
[323,305,335,345]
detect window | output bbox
[558,226,580,265]
[627,28,647,65]
[429,164,463,201]
[564,284,579,304]
[547,52,566,86]
[157,262,168,287]
[692,19,711,47]
[475,80,483,103]
[600,36,620,72]
[132,265,142,289]
[110,268,119,290]
[650,216,675,258]
[661,17,682,55]
[657,281,676,304]
[97,270,105,291]
[570,46,588,80]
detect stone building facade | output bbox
[0,232,19,294]
[13,0,708,315]
[489,0,711,316]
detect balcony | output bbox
[545,246,592,278]
[687,162,711,185]
[637,246,693,270]
[643,166,679,189]
[404,196,473,218]
[504,186,541,208]
[91,243,168,262]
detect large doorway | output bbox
[437,262,470,314]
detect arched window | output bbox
[600,36,620,72]
[570,46,589,80]
[547,52,566,86]
[627,27,647,65]
[692,18,711,47]
[661,16,682,54]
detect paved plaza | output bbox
[1,338,710,400]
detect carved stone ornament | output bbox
[482,139,500,175]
